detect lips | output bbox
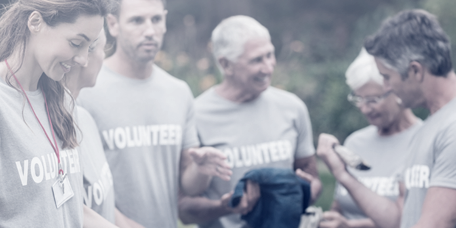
[139,41,158,50]
[60,62,71,73]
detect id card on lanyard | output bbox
[6,60,74,208]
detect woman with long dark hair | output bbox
[0,0,109,227]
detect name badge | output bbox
[52,176,74,208]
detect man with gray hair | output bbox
[78,0,232,227]
[179,15,322,228]
[317,9,456,228]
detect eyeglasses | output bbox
[347,90,392,107]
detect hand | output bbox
[316,134,347,180]
[188,147,232,181]
[296,169,318,203]
[319,211,350,228]
[220,180,261,215]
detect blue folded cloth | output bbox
[230,168,311,228]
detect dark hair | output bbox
[110,0,166,17]
[0,0,110,149]
[364,9,452,79]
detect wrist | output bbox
[334,170,353,185]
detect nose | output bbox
[358,102,372,115]
[144,20,156,38]
[73,49,89,67]
[261,56,276,75]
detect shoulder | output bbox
[153,65,192,92]
[74,105,98,129]
[265,87,310,114]
[195,87,217,105]
[344,125,377,145]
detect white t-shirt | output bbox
[334,122,422,220]
[400,97,456,228]
[195,87,315,228]
[0,78,84,227]
[78,65,200,228]
[75,106,115,223]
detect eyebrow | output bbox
[77,33,91,42]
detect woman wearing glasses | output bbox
[318,49,422,228]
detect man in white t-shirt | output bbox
[78,0,231,227]
[317,9,456,228]
[178,15,322,228]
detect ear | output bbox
[27,11,44,34]
[106,14,119,38]
[408,61,425,82]
[219,58,234,77]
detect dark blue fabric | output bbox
[230,168,311,228]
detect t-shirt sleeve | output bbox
[429,122,456,189]
[294,98,315,159]
[181,86,200,150]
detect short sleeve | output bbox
[181,85,200,150]
[429,122,456,189]
[294,98,315,159]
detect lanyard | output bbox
[5,60,64,176]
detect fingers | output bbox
[296,168,314,182]
[232,180,261,215]
[244,180,260,214]
[318,211,344,228]
[316,133,340,157]
[220,191,234,209]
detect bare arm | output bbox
[83,205,118,228]
[294,156,322,204]
[180,147,232,196]
[317,133,403,228]
[320,201,377,228]
[114,208,145,228]
[412,187,456,228]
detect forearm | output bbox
[294,156,322,203]
[178,195,231,225]
[346,218,377,228]
[337,172,401,228]
[114,208,145,228]
[181,162,212,196]
[83,205,118,228]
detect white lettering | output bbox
[31,157,44,184]
[102,129,115,150]
[16,160,29,186]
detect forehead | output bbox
[51,15,103,40]
[241,37,274,59]
[374,57,399,76]
[354,80,385,96]
[119,0,165,18]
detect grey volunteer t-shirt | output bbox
[196,87,315,228]
[400,97,456,228]
[75,106,115,223]
[78,65,199,228]
[0,79,84,227]
[334,122,422,220]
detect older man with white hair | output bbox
[178,15,322,228]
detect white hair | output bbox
[211,15,270,65]
[345,48,384,90]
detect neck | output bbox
[378,109,418,136]
[215,79,260,103]
[2,47,44,91]
[423,71,456,114]
[104,48,154,80]
[66,80,80,99]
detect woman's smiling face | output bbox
[30,13,104,82]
